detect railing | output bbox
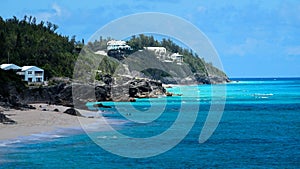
[35,73,43,76]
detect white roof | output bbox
[107,40,126,46]
[144,47,166,51]
[94,50,108,56]
[171,53,183,57]
[0,63,21,70]
[21,66,44,71]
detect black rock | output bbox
[95,85,111,101]
[127,78,165,98]
[93,103,112,108]
[0,112,16,124]
[63,108,82,116]
[129,88,138,97]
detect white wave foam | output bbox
[254,93,274,96]
[0,140,21,147]
[97,136,107,139]
[97,135,118,139]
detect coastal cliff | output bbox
[0,70,166,109]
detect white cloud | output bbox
[227,38,259,56]
[52,3,62,17]
[196,6,206,13]
[35,3,67,22]
[286,46,300,56]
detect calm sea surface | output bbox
[0,78,299,168]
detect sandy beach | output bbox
[0,104,111,141]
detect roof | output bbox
[21,66,44,71]
[107,40,126,46]
[144,47,166,50]
[94,50,108,56]
[0,63,21,70]
[171,53,183,57]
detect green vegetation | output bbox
[98,55,119,75]
[0,16,81,79]
[87,36,110,51]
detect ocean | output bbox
[0,78,299,168]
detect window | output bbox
[35,71,43,76]
[28,71,32,75]
[36,78,42,82]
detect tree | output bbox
[53,24,58,32]
[0,16,80,78]
[32,17,36,25]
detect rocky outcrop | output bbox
[129,79,166,98]
[0,82,36,110]
[93,103,112,108]
[194,74,230,84]
[109,76,167,101]
[0,112,16,124]
[0,70,166,109]
[63,108,82,116]
[20,83,112,108]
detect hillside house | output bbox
[143,47,183,64]
[107,40,131,51]
[170,53,184,64]
[106,40,132,59]
[143,47,167,56]
[17,66,44,83]
[0,63,21,71]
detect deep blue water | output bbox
[1,78,299,168]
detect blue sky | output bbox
[1,0,299,77]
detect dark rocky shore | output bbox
[0,69,229,110]
[0,75,166,110]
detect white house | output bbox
[170,53,184,64]
[107,40,131,51]
[0,63,21,71]
[17,66,44,83]
[143,47,167,56]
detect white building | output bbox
[143,47,183,64]
[143,47,167,56]
[0,63,21,71]
[170,53,184,64]
[107,40,131,51]
[17,66,44,83]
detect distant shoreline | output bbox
[229,77,300,80]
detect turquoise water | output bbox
[1,78,299,168]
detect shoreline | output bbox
[0,104,113,142]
